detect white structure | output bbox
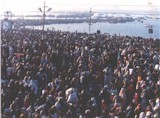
[2,18,12,30]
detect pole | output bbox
[39,1,52,39]
[42,1,46,40]
[89,8,92,34]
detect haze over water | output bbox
[1,0,160,15]
[26,18,160,39]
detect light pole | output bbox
[4,11,13,29]
[88,8,92,34]
[38,1,52,39]
[4,11,13,20]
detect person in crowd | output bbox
[1,29,160,118]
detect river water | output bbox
[26,18,160,38]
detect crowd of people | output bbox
[1,28,160,118]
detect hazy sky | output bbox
[1,0,160,15]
